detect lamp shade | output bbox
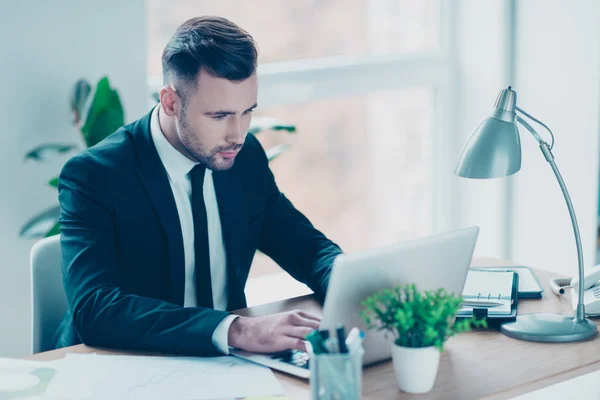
[455,116,522,179]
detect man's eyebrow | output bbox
[204,103,258,116]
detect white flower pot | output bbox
[391,343,441,394]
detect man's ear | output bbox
[160,85,180,117]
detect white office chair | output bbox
[30,234,67,354]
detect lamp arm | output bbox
[516,106,556,149]
[516,118,587,322]
[516,115,543,142]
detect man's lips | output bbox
[218,151,239,159]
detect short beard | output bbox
[175,101,241,171]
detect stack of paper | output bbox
[0,354,286,399]
[52,353,285,399]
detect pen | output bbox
[345,327,360,345]
[306,330,327,354]
[319,329,334,353]
[337,325,348,354]
[346,328,365,352]
[319,329,330,342]
[324,338,338,354]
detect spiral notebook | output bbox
[471,266,543,298]
[457,269,519,319]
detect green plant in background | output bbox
[20,76,124,239]
[21,82,296,239]
[361,283,487,351]
[79,78,125,148]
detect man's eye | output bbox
[212,115,227,120]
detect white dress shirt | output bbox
[150,105,237,354]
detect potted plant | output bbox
[361,283,486,394]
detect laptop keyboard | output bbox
[270,350,310,369]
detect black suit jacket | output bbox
[55,108,342,356]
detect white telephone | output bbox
[552,264,600,316]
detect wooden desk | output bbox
[25,258,600,399]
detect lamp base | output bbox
[500,313,597,343]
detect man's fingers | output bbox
[275,336,307,352]
[293,339,307,352]
[297,311,321,322]
[288,313,320,329]
[298,317,320,330]
[286,337,307,352]
[284,325,314,340]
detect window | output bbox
[146,1,453,305]
[146,0,439,78]
[247,87,434,304]
[255,87,433,251]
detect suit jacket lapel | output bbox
[132,110,185,306]
[213,167,247,310]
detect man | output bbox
[55,16,342,356]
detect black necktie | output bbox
[189,164,213,308]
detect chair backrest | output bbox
[30,235,67,354]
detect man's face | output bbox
[176,69,258,171]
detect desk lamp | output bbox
[455,86,597,342]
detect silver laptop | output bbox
[231,226,479,378]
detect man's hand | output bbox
[228,310,321,353]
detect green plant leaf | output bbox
[48,177,59,189]
[24,143,78,162]
[248,117,296,135]
[361,283,487,349]
[265,144,290,162]
[45,221,61,237]
[81,76,125,148]
[19,206,60,239]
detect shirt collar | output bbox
[150,105,200,183]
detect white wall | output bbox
[510,0,600,275]
[455,0,513,260]
[0,0,147,357]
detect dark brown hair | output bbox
[162,16,258,99]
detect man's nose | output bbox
[226,117,245,144]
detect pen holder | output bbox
[309,348,364,400]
